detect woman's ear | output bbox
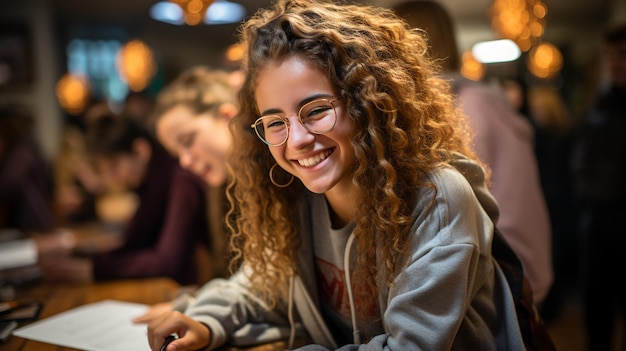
[218,103,238,121]
[132,138,152,163]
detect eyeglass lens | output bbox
[253,99,337,145]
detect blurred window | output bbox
[67,39,129,103]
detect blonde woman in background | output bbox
[133,66,239,322]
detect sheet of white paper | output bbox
[12,299,152,351]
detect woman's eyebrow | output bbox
[259,107,284,116]
[258,93,335,116]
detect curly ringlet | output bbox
[226,0,479,309]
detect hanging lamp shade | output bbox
[169,0,214,25]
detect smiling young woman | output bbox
[145,1,526,350]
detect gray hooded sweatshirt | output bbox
[184,153,525,350]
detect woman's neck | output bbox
[324,185,357,229]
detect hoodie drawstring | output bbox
[288,275,295,349]
[343,233,361,344]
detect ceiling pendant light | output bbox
[170,0,213,26]
[150,0,246,26]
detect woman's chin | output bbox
[204,172,227,188]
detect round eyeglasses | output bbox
[251,98,341,146]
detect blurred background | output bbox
[0,0,623,159]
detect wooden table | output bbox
[1,278,294,351]
[1,225,296,351]
[1,277,179,351]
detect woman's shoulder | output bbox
[410,156,497,245]
[421,164,481,218]
[423,156,487,203]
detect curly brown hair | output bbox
[226,0,480,308]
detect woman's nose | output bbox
[178,150,194,169]
[286,116,315,147]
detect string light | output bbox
[490,0,546,52]
[489,0,563,78]
[528,42,563,79]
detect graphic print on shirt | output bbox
[315,256,378,319]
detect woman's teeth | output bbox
[298,150,331,167]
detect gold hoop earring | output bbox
[269,163,294,188]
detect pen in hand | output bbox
[160,333,178,351]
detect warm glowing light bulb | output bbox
[225,42,245,63]
[56,74,90,115]
[169,0,214,25]
[461,51,486,81]
[116,39,156,92]
[528,42,563,79]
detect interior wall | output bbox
[0,0,62,160]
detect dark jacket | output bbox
[92,145,209,285]
[571,85,626,208]
[0,137,55,233]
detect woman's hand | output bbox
[147,310,211,351]
[133,302,174,324]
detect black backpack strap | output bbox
[492,227,524,300]
[492,227,556,351]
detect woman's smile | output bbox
[295,149,334,167]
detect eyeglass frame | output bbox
[250,97,342,146]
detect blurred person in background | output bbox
[39,112,210,286]
[149,66,238,278]
[392,0,553,306]
[499,77,577,321]
[571,22,626,351]
[133,66,239,323]
[53,99,144,251]
[123,91,155,127]
[52,100,109,225]
[0,103,55,233]
[526,85,577,321]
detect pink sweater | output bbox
[457,79,553,304]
